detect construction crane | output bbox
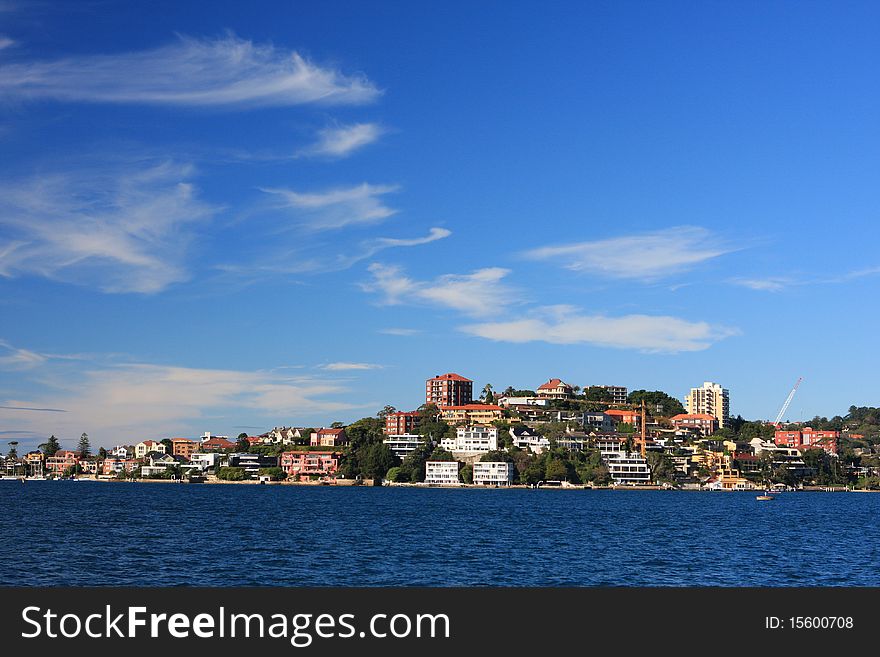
[773,377,803,427]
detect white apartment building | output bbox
[685,381,730,428]
[383,434,426,460]
[425,460,460,485]
[509,426,550,453]
[440,426,498,453]
[473,461,515,486]
[599,385,629,405]
[604,452,651,485]
[189,452,222,471]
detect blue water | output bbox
[1,481,878,586]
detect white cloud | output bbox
[0,340,47,369]
[378,328,421,336]
[319,362,383,371]
[524,226,733,280]
[299,122,384,158]
[0,36,14,50]
[460,305,738,353]
[0,361,370,448]
[261,182,398,231]
[0,161,217,293]
[730,277,792,292]
[0,33,379,108]
[363,263,516,317]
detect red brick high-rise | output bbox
[425,373,473,408]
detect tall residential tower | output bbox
[685,381,730,428]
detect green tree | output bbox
[627,390,685,417]
[98,446,108,459]
[385,466,405,482]
[236,436,251,452]
[160,438,174,454]
[459,464,473,484]
[480,383,495,404]
[646,451,677,483]
[6,441,18,459]
[545,457,574,482]
[217,466,248,481]
[40,434,61,457]
[258,467,286,481]
[377,405,397,419]
[583,386,614,402]
[76,433,91,459]
[362,442,399,481]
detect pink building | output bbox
[102,458,139,475]
[281,451,339,477]
[425,373,473,407]
[45,450,79,475]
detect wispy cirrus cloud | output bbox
[362,263,517,317]
[461,305,738,353]
[0,36,14,50]
[319,362,383,371]
[0,160,217,293]
[378,328,421,336]
[729,277,794,292]
[260,182,399,231]
[0,33,380,108]
[524,226,734,280]
[298,122,385,158]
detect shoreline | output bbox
[7,477,877,492]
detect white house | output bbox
[509,426,550,453]
[473,461,515,486]
[604,452,651,485]
[134,440,166,459]
[425,460,460,485]
[440,426,498,453]
[110,445,131,458]
[189,452,222,472]
[383,434,426,460]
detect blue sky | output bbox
[0,0,878,450]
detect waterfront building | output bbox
[171,437,199,459]
[426,373,473,408]
[134,440,165,459]
[557,431,590,452]
[141,453,186,477]
[101,458,138,476]
[46,450,79,475]
[439,404,503,425]
[536,378,574,400]
[774,427,840,455]
[596,436,628,456]
[383,434,426,459]
[109,445,131,458]
[509,426,550,453]
[670,413,718,437]
[584,412,615,432]
[280,451,339,478]
[604,452,651,485]
[25,450,44,477]
[425,460,460,485]
[440,426,498,453]
[473,461,515,486]
[685,381,730,428]
[384,411,421,436]
[189,452,222,472]
[224,453,280,478]
[310,427,348,448]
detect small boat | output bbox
[756,491,774,501]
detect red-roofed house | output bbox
[201,437,236,451]
[135,440,166,460]
[426,373,473,407]
[671,413,718,436]
[536,378,574,400]
[604,409,641,427]
[310,427,348,448]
